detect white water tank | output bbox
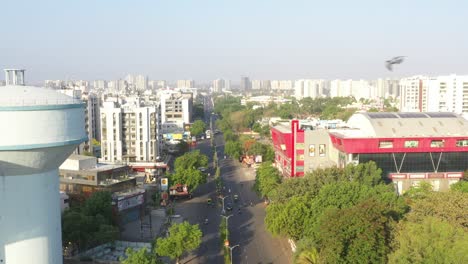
[0,71,87,264]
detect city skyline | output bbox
[1,0,468,82]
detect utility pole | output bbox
[221,214,233,238]
[228,244,240,264]
[219,195,229,215]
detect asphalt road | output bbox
[175,96,292,263]
[216,139,292,264]
[174,135,224,264]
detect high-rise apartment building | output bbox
[262,80,271,90]
[399,76,432,112]
[177,80,195,88]
[400,75,468,114]
[251,80,262,90]
[212,79,226,92]
[93,80,107,90]
[44,80,64,89]
[57,89,101,155]
[100,100,162,163]
[271,80,293,91]
[125,74,148,91]
[160,91,193,130]
[294,79,326,99]
[240,76,251,91]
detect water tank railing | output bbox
[0,98,84,106]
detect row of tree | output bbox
[255,162,468,263]
[214,96,275,161]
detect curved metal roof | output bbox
[346,112,468,137]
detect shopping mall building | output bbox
[271,112,468,193]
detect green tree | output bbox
[389,217,468,264]
[265,195,311,240]
[121,247,160,264]
[450,180,468,193]
[192,103,205,120]
[155,221,202,264]
[316,198,399,264]
[178,140,190,154]
[223,130,237,142]
[295,247,320,264]
[403,181,434,201]
[190,120,206,137]
[294,238,321,264]
[82,191,113,224]
[405,191,468,231]
[343,161,383,187]
[254,162,281,198]
[174,150,208,171]
[62,191,119,250]
[62,210,92,250]
[224,140,243,160]
[170,168,207,191]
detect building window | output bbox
[404,140,419,148]
[379,140,393,148]
[456,139,468,147]
[430,140,445,148]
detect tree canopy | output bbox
[170,168,207,191]
[254,162,282,198]
[316,198,399,264]
[62,191,119,250]
[121,247,160,264]
[174,150,208,171]
[155,221,202,264]
[388,217,468,264]
[189,120,206,137]
[224,140,242,160]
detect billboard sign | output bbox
[161,178,169,191]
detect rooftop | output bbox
[272,122,291,133]
[0,85,83,107]
[332,112,468,138]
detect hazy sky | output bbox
[1,0,467,83]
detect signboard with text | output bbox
[161,178,169,191]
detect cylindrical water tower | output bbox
[0,70,87,264]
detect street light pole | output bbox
[220,195,229,215]
[229,244,240,264]
[221,214,233,238]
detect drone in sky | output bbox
[385,56,406,71]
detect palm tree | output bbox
[295,247,320,264]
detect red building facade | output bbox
[271,120,305,177]
[271,113,468,193]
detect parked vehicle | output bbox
[169,184,192,199]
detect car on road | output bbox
[233,194,239,202]
[225,203,233,211]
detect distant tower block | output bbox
[4,69,25,85]
[0,70,87,264]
